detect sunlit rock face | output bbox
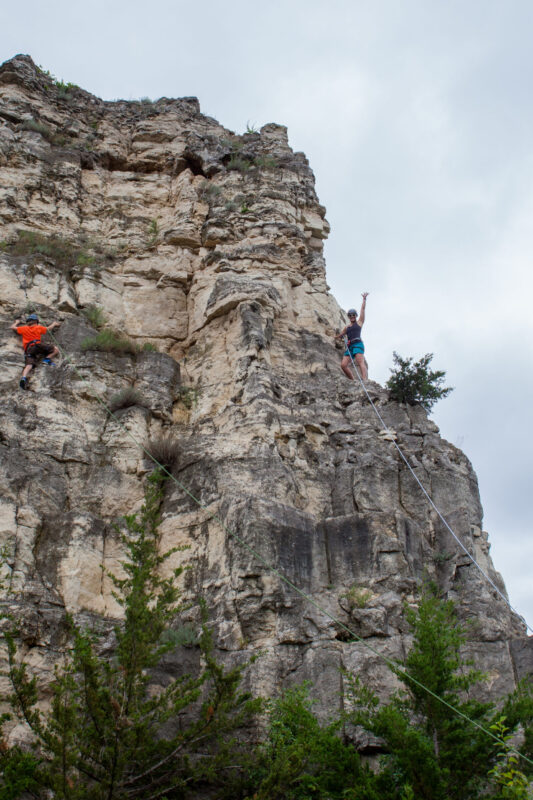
[0,54,529,730]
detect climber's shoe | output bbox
[19,377,28,390]
[42,358,55,366]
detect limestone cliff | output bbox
[0,55,530,734]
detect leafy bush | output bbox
[108,387,147,413]
[488,717,530,799]
[145,435,180,472]
[386,352,453,412]
[81,329,138,354]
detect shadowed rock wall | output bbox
[0,55,530,739]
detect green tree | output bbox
[346,584,497,800]
[386,352,453,412]
[248,684,381,800]
[501,679,533,772]
[1,470,260,799]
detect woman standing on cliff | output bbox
[336,293,369,381]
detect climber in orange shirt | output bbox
[11,313,61,390]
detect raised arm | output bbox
[359,292,369,326]
[47,321,61,331]
[10,318,22,332]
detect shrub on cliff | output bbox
[81,328,138,354]
[0,229,97,270]
[386,352,453,412]
[1,470,260,799]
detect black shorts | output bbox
[24,343,54,366]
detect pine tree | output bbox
[248,684,381,800]
[346,584,497,800]
[1,469,260,799]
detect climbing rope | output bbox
[41,328,533,768]
[343,337,532,635]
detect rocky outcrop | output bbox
[0,55,529,735]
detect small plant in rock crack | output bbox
[254,154,277,170]
[147,218,159,247]
[433,550,454,564]
[227,155,254,174]
[35,67,79,94]
[341,584,373,610]
[108,387,148,414]
[20,118,53,138]
[198,181,222,203]
[82,304,105,329]
[178,386,200,410]
[144,435,181,473]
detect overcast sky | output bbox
[2,0,532,627]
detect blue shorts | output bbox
[344,340,365,357]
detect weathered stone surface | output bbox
[0,54,530,747]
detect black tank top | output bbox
[346,322,362,343]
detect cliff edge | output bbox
[0,55,530,729]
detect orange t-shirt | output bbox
[16,324,48,349]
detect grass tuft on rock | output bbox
[81,329,138,355]
[0,230,110,273]
[145,436,180,472]
[82,305,105,330]
[108,387,147,413]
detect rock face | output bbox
[0,54,529,733]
